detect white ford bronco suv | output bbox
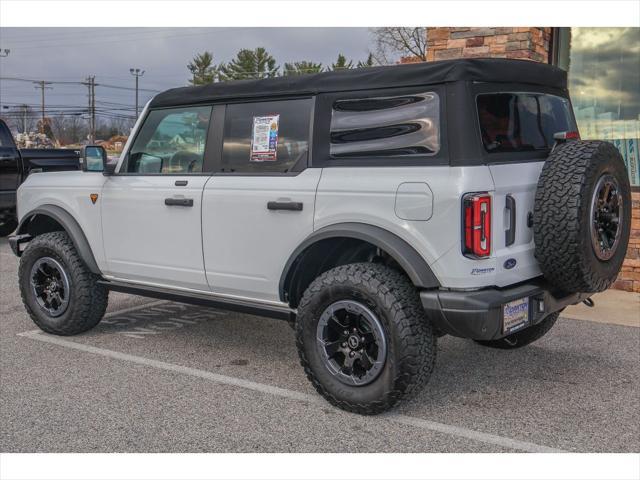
[9,59,632,414]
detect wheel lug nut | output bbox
[341,342,347,348]
[361,337,365,343]
[349,351,355,357]
[343,330,349,335]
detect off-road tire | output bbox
[474,312,559,350]
[533,140,631,293]
[296,263,436,415]
[19,231,108,335]
[0,216,18,237]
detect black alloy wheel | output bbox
[30,256,71,317]
[316,299,387,386]
[590,174,623,261]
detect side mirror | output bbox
[80,145,107,172]
[103,160,117,176]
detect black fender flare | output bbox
[16,204,102,275]
[279,222,440,302]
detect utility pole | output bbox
[83,76,96,143]
[21,104,28,133]
[0,49,10,116]
[91,76,96,143]
[129,68,145,118]
[33,80,53,134]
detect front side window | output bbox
[477,93,576,153]
[330,92,440,158]
[127,106,212,174]
[220,98,312,173]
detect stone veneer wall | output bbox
[425,27,551,62]
[615,192,640,292]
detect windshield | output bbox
[477,93,576,153]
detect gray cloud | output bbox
[0,27,373,118]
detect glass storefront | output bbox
[557,27,640,187]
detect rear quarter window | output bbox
[330,92,440,158]
[477,93,576,153]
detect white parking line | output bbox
[17,329,564,453]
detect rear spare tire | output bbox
[533,140,631,293]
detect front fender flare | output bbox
[16,204,101,275]
[279,222,440,302]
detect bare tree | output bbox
[4,105,37,134]
[50,114,87,145]
[371,27,428,64]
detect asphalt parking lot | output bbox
[1,238,639,453]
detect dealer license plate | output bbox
[503,297,530,334]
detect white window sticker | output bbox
[251,114,279,162]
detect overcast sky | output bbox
[1,27,638,127]
[0,27,373,121]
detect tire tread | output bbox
[295,263,436,415]
[19,231,108,335]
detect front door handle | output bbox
[165,197,194,207]
[267,201,303,211]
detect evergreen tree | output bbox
[330,54,354,71]
[357,53,375,69]
[283,61,323,76]
[218,47,278,81]
[187,51,217,85]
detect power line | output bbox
[33,80,53,133]
[97,82,158,93]
[0,77,161,92]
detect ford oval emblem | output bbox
[504,258,517,270]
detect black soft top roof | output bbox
[149,58,567,109]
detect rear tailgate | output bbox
[477,90,578,287]
[20,148,80,174]
[489,161,544,287]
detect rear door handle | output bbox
[165,197,194,207]
[505,194,516,246]
[267,201,303,211]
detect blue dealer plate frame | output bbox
[503,297,530,335]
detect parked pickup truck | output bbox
[0,119,80,236]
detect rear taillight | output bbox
[553,130,581,141]
[462,193,491,258]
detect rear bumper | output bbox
[420,279,591,341]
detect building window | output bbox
[558,27,640,186]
